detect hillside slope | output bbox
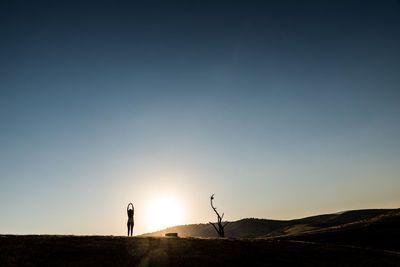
[276,210,400,252]
[143,209,398,238]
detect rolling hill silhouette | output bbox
[278,209,400,252]
[142,209,399,240]
[1,208,399,266]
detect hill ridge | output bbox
[142,208,399,238]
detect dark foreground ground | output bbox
[1,235,399,267]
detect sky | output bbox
[1,0,400,235]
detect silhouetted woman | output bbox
[127,203,134,236]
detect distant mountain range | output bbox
[142,209,400,239]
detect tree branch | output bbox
[209,222,220,235]
[210,194,228,237]
[210,194,222,219]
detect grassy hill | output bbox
[142,208,399,238]
[1,208,399,266]
[277,209,400,252]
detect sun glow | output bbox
[146,196,184,232]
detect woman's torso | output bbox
[127,209,134,223]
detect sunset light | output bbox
[146,196,184,232]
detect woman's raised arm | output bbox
[127,203,133,212]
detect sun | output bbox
[146,196,183,232]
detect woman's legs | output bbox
[129,223,134,236]
[127,222,133,236]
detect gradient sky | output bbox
[1,0,400,235]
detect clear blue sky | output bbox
[1,0,400,235]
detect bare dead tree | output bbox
[209,194,229,237]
